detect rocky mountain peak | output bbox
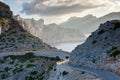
[70,20,120,75]
[0,2,12,18]
[0,2,52,52]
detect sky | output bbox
[2,0,120,24]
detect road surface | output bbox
[69,64,120,80]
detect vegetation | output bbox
[26,64,36,68]
[81,71,85,74]
[62,71,69,76]
[4,67,11,72]
[65,56,69,59]
[31,71,38,75]
[109,50,120,58]
[92,40,97,44]
[13,68,23,74]
[0,73,9,79]
[97,30,105,35]
[0,52,59,80]
[113,22,120,30]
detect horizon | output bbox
[2,0,120,24]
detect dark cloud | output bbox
[21,0,112,16]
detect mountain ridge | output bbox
[0,2,52,52]
[60,12,120,34]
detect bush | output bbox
[13,68,23,74]
[92,40,97,44]
[4,67,11,72]
[109,50,120,58]
[55,56,61,61]
[25,52,35,59]
[31,71,38,75]
[65,56,69,59]
[97,30,105,35]
[113,22,120,30]
[81,71,85,74]
[26,64,35,68]
[1,73,8,79]
[62,71,69,76]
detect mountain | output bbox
[69,20,120,75]
[60,12,120,34]
[42,23,86,43]
[0,2,52,52]
[0,2,62,80]
[14,16,86,44]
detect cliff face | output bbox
[0,2,52,52]
[70,20,120,75]
[42,23,86,43]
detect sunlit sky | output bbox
[2,0,120,24]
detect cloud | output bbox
[0,0,4,2]
[21,0,114,16]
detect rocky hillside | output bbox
[0,52,60,80]
[14,16,86,44]
[0,2,52,52]
[70,20,120,75]
[0,2,61,80]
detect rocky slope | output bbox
[0,2,52,52]
[14,16,86,44]
[0,2,60,80]
[70,20,120,75]
[0,52,59,80]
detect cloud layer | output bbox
[21,0,113,16]
[0,0,4,2]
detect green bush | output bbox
[31,71,38,75]
[1,73,8,79]
[55,56,61,61]
[65,56,69,59]
[37,72,44,80]
[62,71,69,76]
[92,40,97,44]
[26,64,35,68]
[25,52,35,59]
[13,68,23,74]
[4,67,11,72]
[113,22,120,30]
[109,50,120,58]
[97,30,105,35]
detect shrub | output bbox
[31,71,38,75]
[37,72,44,80]
[25,76,35,80]
[97,30,105,35]
[113,22,120,30]
[26,64,35,68]
[65,56,69,59]
[4,67,11,72]
[55,56,61,61]
[92,40,97,44]
[62,71,69,76]
[109,50,120,58]
[1,74,8,79]
[81,71,85,74]
[25,52,35,59]
[13,68,23,74]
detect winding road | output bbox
[69,64,120,80]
